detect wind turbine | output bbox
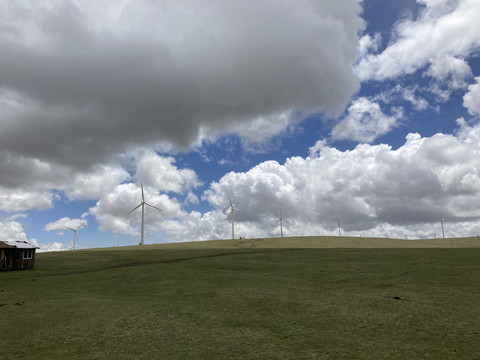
[440,218,446,239]
[276,208,289,238]
[337,218,341,237]
[65,224,83,250]
[129,183,162,245]
[227,196,241,240]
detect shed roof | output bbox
[0,240,39,249]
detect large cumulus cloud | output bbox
[0,0,362,173]
[198,119,480,239]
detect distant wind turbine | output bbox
[65,224,83,250]
[441,218,446,239]
[337,218,341,237]
[276,208,289,238]
[227,196,241,240]
[129,183,162,245]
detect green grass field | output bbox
[1,236,480,359]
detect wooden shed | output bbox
[0,240,39,271]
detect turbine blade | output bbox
[141,183,145,202]
[145,202,162,212]
[228,196,233,208]
[129,203,142,213]
[65,226,75,231]
[76,223,84,231]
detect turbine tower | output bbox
[337,219,341,237]
[227,196,240,240]
[440,218,446,239]
[129,183,162,245]
[276,208,289,238]
[65,224,83,250]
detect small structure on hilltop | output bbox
[0,240,39,270]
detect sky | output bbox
[1,0,480,251]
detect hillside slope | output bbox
[142,235,480,251]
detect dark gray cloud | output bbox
[0,0,362,171]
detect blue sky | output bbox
[1,0,480,251]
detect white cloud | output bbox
[44,217,87,232]
[358,33,382,57]
[463,77,480,115]
[158,210,229,242]
[331,97,403,142]
[89,183,149,236]
[355,0,480,82]
[133,149,201,193]
[0,187,55,212]
[426,54,472,86]
[184,191,199,206]
[35,241,65,252]
[197,121,480,238]
[400,86,429,111]
[373,84,429,111]
[65,165,130,200]
[426,54,472,101]
[0,219,31,242]
[89,182,182,236]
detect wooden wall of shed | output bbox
[0,248,36,270]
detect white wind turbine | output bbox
[337,218,341,237]
[227,196,241,240]
[129,183,162,245]
[65,224,83,250]
[440,218,446,239]
[276,208,289,238]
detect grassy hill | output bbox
[156,235,480,249]
[1,236,480,359]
